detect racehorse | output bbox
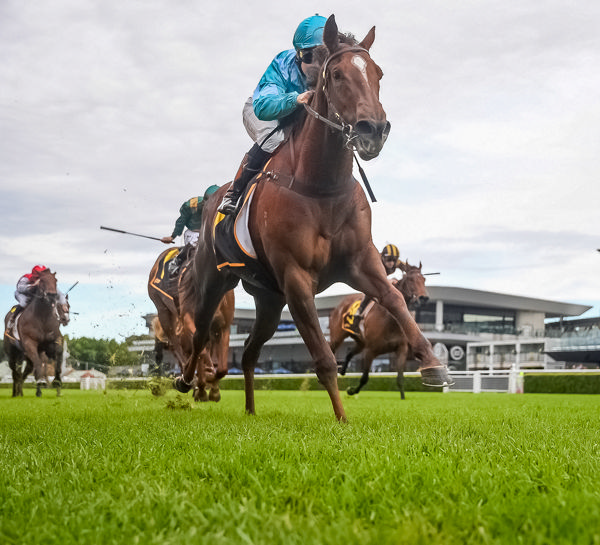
[3,269,64,397]
[329,261,429,399]
[148,247,234,401]
[175,15,452,421]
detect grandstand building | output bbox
[143,285,594,373]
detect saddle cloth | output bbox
[5,306,22,347]
[341,298,376,338]
[213,180,279,292]
[149,248,180,300]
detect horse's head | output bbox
[396,261,429,310]
[35,269,59,304]
[319,15,390,160]
[58,294,70,326]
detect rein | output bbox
[301,46,378,202]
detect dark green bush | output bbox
[525,373,600,394]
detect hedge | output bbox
[524,372,600,394]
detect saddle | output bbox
[149,248,181,300]
[341,298,376,339]
[213,179,279,292]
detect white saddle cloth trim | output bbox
[12,313,22,342]
[233,184,257,259]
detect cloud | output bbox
[2,0,599,338]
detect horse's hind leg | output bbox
[242,289,285,415]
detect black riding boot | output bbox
[218,143,271,215]
[168,244,191,277]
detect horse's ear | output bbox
[359,26,375,51]
[323,14,340,53]
[419,261,422,270]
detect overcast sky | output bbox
[1,0,599,340]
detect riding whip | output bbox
[100,226,163,242]
[66,281,79,293]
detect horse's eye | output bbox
[332,69,342,81]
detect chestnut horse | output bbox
[3,269,64,397]
[175,15,451,421]
[148,247,234,401]
[329,261,429,399]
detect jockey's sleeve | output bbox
[252,50,306,121]
[171,202,191,238]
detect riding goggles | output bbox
[297,47,315,65]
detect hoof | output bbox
[173,376,192,394]
[346,387,356,396]
[421,366,455,387]
[208,388,221,402]
[193,387,209,402]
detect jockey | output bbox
[14,265,49,308]
[11,265,68,326]
[217,14,327,215]
[161,185,220,275]
[348,245,403,336]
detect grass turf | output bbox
[0,388,599,544]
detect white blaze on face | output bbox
[351,55,369,84]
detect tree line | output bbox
[66,336,144,371]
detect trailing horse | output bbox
[148,246,234,401]
[175,15,452,421]
[3,269,64,397]
[329,261,430,399]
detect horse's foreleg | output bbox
[21,340,45,396]
[348,352,374,396]
[242,290,285,415]
[9,352,23,397]
[341,341,363,376]
[193,352,211,402]
[51,338,63,396]
[175,287,225,394]
[350,267,452,388]
[285,278,347,422]
[394,344,409,400]
[208,325,232,403]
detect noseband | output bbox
[303,46,371,151]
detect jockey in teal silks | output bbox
[217,14,327,215]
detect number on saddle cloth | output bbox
[342,299,362,332]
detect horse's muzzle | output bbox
[353,120,391,160]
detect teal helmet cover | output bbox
[292,15,327,50]
[203,184,220,199]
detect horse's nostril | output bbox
[419,296,429,305]
[355,120,375,136]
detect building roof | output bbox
[424,286,591,318]
[234,286,591,320]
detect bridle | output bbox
[303,46,372,151]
